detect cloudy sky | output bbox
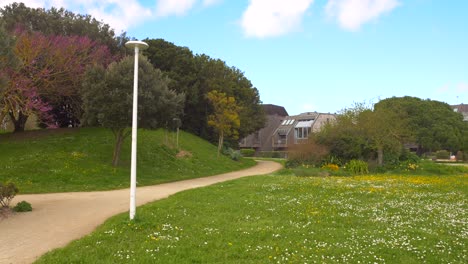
[1,0,467,114]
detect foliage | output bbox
[435,150,450,159]
[206,90,240,157]
[222,147,241,161]
[0,127,255,194]
[36,174,467,263]
[321,163,340,171]
[13,200,32,212]
[345,159,369,175]
[142,39,265,142]
[0,2,125,55]
[81,55,185,166]
[240,148,255,157]
[375,96,466,153]
[1,29,113,132]
[0,181,18,207]
[287,137,329,168]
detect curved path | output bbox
[0,160,282,264]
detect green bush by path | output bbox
[0,128,255,194]
[36,173,467,264]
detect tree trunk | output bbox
[377,147,384,166]
[217,131,224,158]
[112,129,125,167]
[9,111,29,132]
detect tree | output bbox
[207,90,241,157]
[317,102,409,165]
[81,55,185,166]
[0,23,19,126]
[1,29,114,132]
[375,96,466,154]
[358,107,410,165]
[142,38,265,143]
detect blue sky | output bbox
[2,0,467,115]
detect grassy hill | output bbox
[0,127,255,194]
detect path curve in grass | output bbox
[0,160,282,264]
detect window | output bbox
[295,127,310,139]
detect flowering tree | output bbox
[1,29,114,131]
[206,90,241,157]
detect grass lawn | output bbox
[36,173,467,263]
[0,127,255,194]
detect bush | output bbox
[223,147,241,161]
[321,163,340,171]
[456,151,463,161]
[288,139,329,168]
[345,159,369,174]
[0,182,19,208]
[14,201,32,212]
[435,150,450,159]
[240,148,255,157]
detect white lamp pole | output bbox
[125,40,149,220]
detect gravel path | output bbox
[0,160,282,264]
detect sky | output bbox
[1,0,467,115]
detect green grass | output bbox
[36,173,467,263]
[0,127,255,194]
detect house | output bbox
[240,104,336,152]
[271,112,336,150]
[239,104,288,152]
[451,104,468,121]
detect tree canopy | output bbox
[142,38,265,144]
[81,55,185,166]
[375,96,466,153]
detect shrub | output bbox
[288,139,329,168]
[223,147,241,161]
[14,201,32,212]
[456,151,463,161]
[240,148,255,157]
[435,150,450,159]
[0,182,19,208]
[321,163,340,171]
[345,159,369,174]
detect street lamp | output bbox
[125,40,149,220]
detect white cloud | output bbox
[240,0,314,38]
[457,83,468,92]
[155,0,197,17]
[325,0,400,31]
[0,0,152,33]
[202,0,222,7]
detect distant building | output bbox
[451,104,468,121]
[271,112,336,150]
[239,104,288,152]
[239,104,336,152]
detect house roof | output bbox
[262,104,289,117]
[451,104,468,113]
[295,120,314,128]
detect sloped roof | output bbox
[451,104,468,113]
[262,104,289,117]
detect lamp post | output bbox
[125,40,148,220]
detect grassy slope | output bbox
[35,173,467,263]
[0,127,255,194]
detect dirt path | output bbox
[0,160,282,264]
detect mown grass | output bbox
[0,127,255,194]
[36,173,467,263]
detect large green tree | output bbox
[142,38,265,144]
[375,96,466,153]
[81,55,185,166]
